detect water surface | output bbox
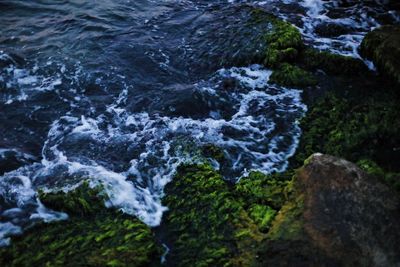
[0,0,398,245]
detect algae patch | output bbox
[0,182,162,267]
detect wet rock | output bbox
[161,164,263,267]
[360,25,400,84]
[258,154,400,267]
[0,182,162,266]
[314,22,352,38]
[0,149,36,175]
[300,48,367,75]
[270,63,317,87]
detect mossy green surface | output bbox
[300,48,367,75]
[270,63,317,87]
[161,164,264,267]
[38,181,108,217]
[234,171,293,234]
[360,25,400,84]
[266,194,304,241]
[357,159,400,192]
[250,9,302,67]
[201,143,226,164]
[248,205,277,233]
[0,183,162,267]
[234,171,292,210]
[291,87,400,191]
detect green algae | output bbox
[300,48,367,75]
[161,164,263,267]
[360,25,400,84]
[233,171,294,235]
[235,171,292,210]
[0,183,161,267]
[201,144,226,164]
[357,159,400,192]
[266,194,304,241]
[250,8,302,68]
[248,205,277,233]
[291,88,400,192]
[270,63,317,87]
[263,20,302,67]
[38,181,107,217]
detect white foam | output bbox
[0,64,306,245]
[0,223,21,247]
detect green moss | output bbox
[266,193,305,241]
[248,205,277,233]
[235,171,292,210]
[360,25,400,84]
[201,144,226,164]
[250,8,303,67]
[162,164,263,267]
[357,159,400,192]
[270,63,317,87]
[300,48,367,75]
[39,181,107,217]
[291,87,400,192]
[0,183,162,267]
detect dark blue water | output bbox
[0,0,398,246]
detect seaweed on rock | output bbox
[0,182,162,267]
[161,164,264,266]
[270,63,317,87]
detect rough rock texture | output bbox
[258,154,400,267]
[360,25,400,84]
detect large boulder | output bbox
[258,154,400,266]
[360,25,400,84]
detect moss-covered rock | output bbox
[247,204,277,233]
[39,181,107,217]
[300,48,367,75]
[360,25,400,84]
[250,9,302,67]
[201,144,226,164]
[161,164,263,267]
[292,88,400,189]
[234,171,292,210]
[357,159,400,192]
[0,183,162,267]
[270,63,317,87]
[257,154,400,266]
[233,171,293,234]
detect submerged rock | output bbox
[258,154,400,266]
[360,25,400,84]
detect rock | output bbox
[270,63,317,87]
[314,22,352,38]
[300,48,367,75]
[360,25,400,84]
[1,182,162,267]
[258,154,400,267]
[161,164,263,267]
[0,149,36,175]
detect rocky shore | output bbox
[1,4,400,267]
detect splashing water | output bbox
[0,0,397,245]
[0,64,306,244]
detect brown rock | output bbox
[258,154,400,267]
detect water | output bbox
[0,0,398,245]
